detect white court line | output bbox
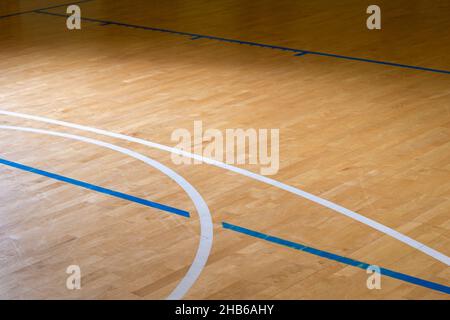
[1,110,449,266]
[0,125,213,300]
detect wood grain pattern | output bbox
[0,0,449,299]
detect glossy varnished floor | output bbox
[0,0,449,299]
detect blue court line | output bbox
[0,157,190,218]
[33,10,450,75]
[0,0,94,20]
[304,50,450,74]
[222,222,450,295]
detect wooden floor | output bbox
[0,0,449,299]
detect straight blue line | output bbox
[0,0,94,20]
[306,51,450,74]
[0,157,190,218]
[33,10,450,75]
[222,222,450,295]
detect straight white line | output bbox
[1,110,448,266]
[0,124,214,300]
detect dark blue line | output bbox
[0,0,94,20]
[0,157,190,218]
[305,51,450,74]
[33,10,450,75]
[222,222,450,295]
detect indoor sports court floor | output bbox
[0,0,449,300]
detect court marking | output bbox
[31,8,450,75]
[0,157,190,218]
[1,0,449,74]
[1,124,447,297]
[223,222,450,295]
[1,110,448,267]
[0,0,94,19]
[0,125,214,300]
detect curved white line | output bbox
[0,125,213,300]
[1,110,448,266]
